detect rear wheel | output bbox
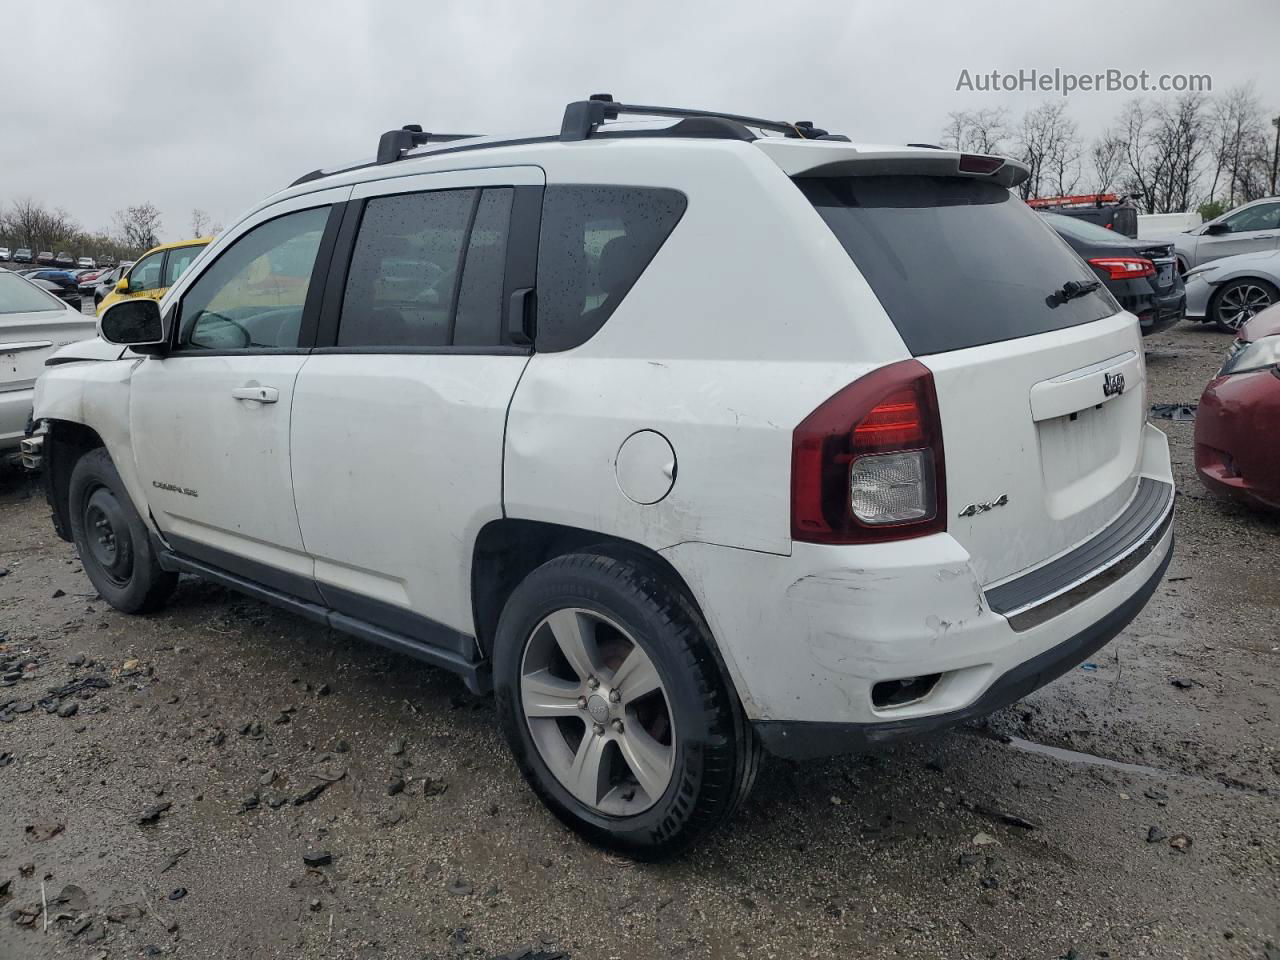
[493,552,759,860]
[1211,278,1277,333]
[69,448,177,613]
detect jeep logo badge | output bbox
[1103,372,1125,397]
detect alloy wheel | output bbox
[519,607,675,816]
[1217,283,1274,330]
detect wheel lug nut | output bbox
[611,719,624,733]
[587,676,599,690]
[593,723,605,737]
[577,696,588,710]
[608,689,621,703]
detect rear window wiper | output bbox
[1050,278,1102,305]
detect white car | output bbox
[1183,248,1280,332]
[0,247,11,261]
[1,272,97,461]
[76,256,95,270]
[31,98,1175,857]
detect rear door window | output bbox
[535,186,686,351]
[797,176,1117,356]
[163,244,203,286]
[338,187,515,349]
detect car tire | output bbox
[68,447,177,613]
[1210,277,1278,333]
[493,551,759,860]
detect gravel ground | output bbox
[0,321,1277,960]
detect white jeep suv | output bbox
[32,98,1174,858]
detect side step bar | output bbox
[158,549,492,695]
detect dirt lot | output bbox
[0,321,1277,960]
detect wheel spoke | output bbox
[566,729,610,806]
[611,646,662,705]
[521,670,583,718]
[617,725,673,801]
[545,609,597,682]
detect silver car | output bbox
[0,272,96,462]
[1155,196,1280,274]
[1183,248,1280,332]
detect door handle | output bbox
[231,385,279,403]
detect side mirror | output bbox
[116,277,130,293]
[1204,221,1230,236]
[99,298,165,350]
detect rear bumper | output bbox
[0,387,35,453]
[754,532,1172,759]
[663,426,1176,758]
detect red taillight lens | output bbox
[791,360,946,544]
[1088,256,1155,279]
[958,153,1005,175]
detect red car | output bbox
[1195,303,1280,509]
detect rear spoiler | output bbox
[753,139,1030,189]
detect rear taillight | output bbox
[957,153,1004,175]
[791,360,946,544]
[1088,256,1155,279]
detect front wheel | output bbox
[1211,278,1278,333]
[493,552,759,860]
[69,448,177,613]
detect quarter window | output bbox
[534,185,687,352]
[127,252,164,293]
[178,206,329,351]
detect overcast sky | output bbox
[4,0,1277,243]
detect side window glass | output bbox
[127,252,164,292]
[338,190,473,348]
[163,245,202,286]
[178,206,329,351]
[454,187,513,346]
[535,186,687,352]
[1223,204,1279,233]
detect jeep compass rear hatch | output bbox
[776,147,1147,586]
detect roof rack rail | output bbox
[376,125,478,165]
[559,94,849,143]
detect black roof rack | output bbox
[560,94,849,142]
[288,98,849,189]
[376,124,478,165]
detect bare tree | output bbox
[1206,84,1272,206]
[1088,135,1127,194]
[1015,102,1081,200]
[1108,95,1211,213]
[112,203,164,251]
[940,107,1011,155]
[0,197,79,253]
[190,208,211,238]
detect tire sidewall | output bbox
[493,557,724,855]
[68,449,162,611]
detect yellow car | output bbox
[97,237,212,315]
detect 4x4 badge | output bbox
[958,494,1009,518]
[1103,372,1126,397]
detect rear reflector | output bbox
[792,360,946,544]
[1088,256,1155,279]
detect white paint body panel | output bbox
[30,130,1176,731]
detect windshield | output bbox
[797,176,1117,355]
[0,272,65,314]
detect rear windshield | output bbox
[1040,211,1131,244]
[0,272,64,314]
[797,176,1117,356]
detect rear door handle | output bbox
[231,385,279,403]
